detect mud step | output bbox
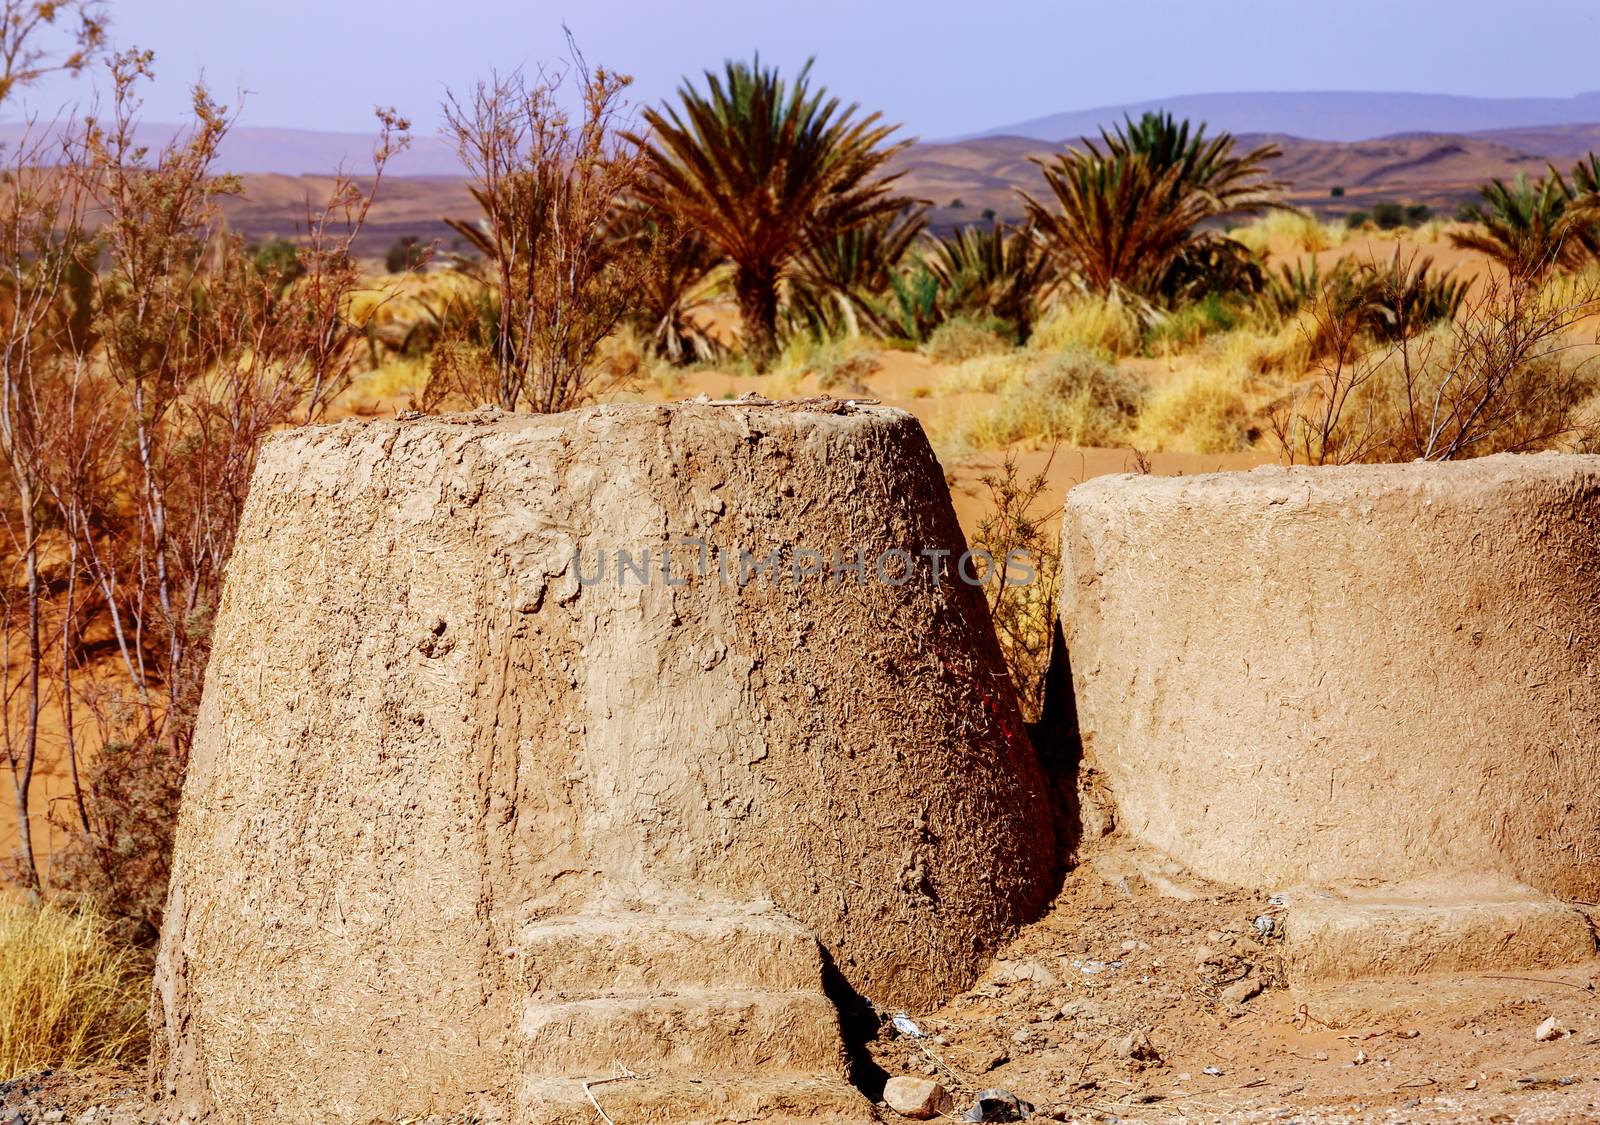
[519,1074,878,1124]
[1283,878,1598,985]
[513,908,825,996]
[519,990,849,1078]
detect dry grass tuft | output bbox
[1134,366,1256,453]
[956,349,1144,448]
[345,358,430,410]
[1030,295,1142,358]
[1414,218,1449,244]
[775,335,881,392]
[0,900,149,1080]
[1203,322,1314,379]
[1231,210,1346,256]
[921,317,1012,363]
[939,352,1031,395]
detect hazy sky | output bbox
[15,0,1600,139]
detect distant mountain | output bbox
[0,121,463,176]
[892,133,1553,230]
[209,131,1568,256]
[10,92,1600,180]
[974,91,1600,145]
[1247,134,1548,191]
[1462,122,1600,160]
[7,98,1594,256]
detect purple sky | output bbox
[14,0,1600,140]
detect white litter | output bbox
[891,1013,925,1039]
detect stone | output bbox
[1219,975,1262,1006]
[963,1088,1035,1122]
[992,958,1058,987]
[977,1049,1009,1072]
[883,1077,954,1119]
[1115,1029,1162,1065]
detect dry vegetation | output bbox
[0,899,146,1079]
[0,5,404,1075]
[3,0,1600,1093]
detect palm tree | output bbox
[1262,250,1468,356]
[1362,249,1471,340]
[1021,112,1284,301]
[923,222,1054,342]
[1570,155,1600,249]
[608,205,726,365]
[1571,153,1600,195]
[1449,171,1597,274]
[633,57,912,368]
[788,208,925,338]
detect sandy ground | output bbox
[1288,232,1506,298]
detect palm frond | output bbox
[630,56,914,364]
[1449,169,1600,273]
[1020,112,1286,302]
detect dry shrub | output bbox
[1272,267,1600,463]
[1204,321,1314,378]
[1029,294,1142,358]
[960,349,1143,448]
[921,316,1011,363]
[939,351,1029,394]
[420,335,499,410]
[49,734,184,945]
[970,451,1062,721]
[0,1,106,107]
[0,899,148,1079]
[1134,366,1255,453]
[0,47,407,914]
[435,43,663,412]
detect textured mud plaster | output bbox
[1059,453,1600,898]
[152,402,1054,1122]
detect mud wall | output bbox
[152,402,1054,1122]
[1059,453,1600,898]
